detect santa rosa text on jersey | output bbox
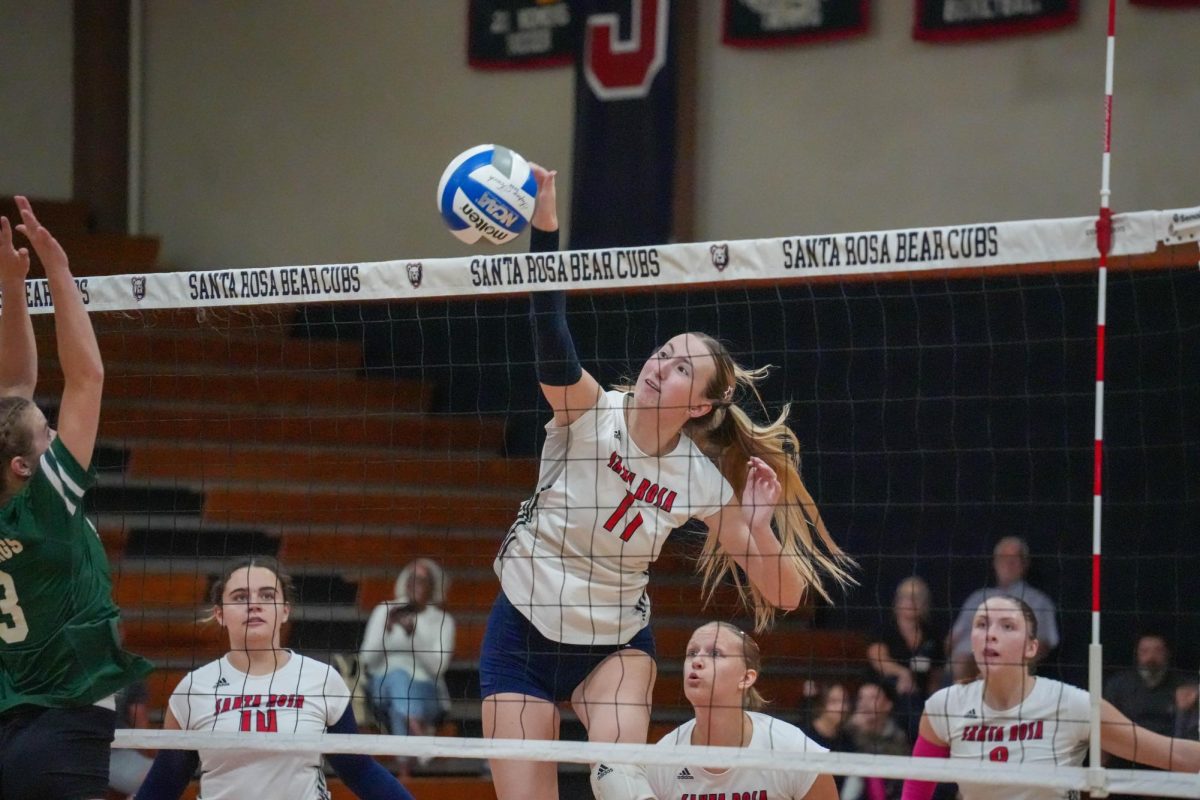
[960,720,1045,743]
[678,792,770,800]
[214,693,306,715]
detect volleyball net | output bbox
[11,206,1199,796]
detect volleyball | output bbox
[436,144,537,245]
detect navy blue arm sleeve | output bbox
[134,749,199,800]
[529,227,582,386]
[326,707,415,800]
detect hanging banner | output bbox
[723,0,870,47]
[913,0,1079,43]
[468,0,574,69]
[1130,0,1200,6]
[569,0,678,250]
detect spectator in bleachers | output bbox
[800,682,856,793]
[866,575,944,741]
[843,681,909,800]
[359,558,456,746]
[946,536,1059,681]
[1176,682,1199,739]
[1104,633,1199,799]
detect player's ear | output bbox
[280,603,291,625]
[738,668,759,692]
[688,401,713,419]
[11,456,32,478]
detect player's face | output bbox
[971,598,1037,674]
[217,566,289,646]
[635,334,718,420]
[683,623,756,711]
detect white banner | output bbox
[0,208,1184,316]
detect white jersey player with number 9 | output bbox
[902,595,1200,800]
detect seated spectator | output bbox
[359,558,456,744]
[108,678,152,798]
[844,681,909,800]
[866,575,944,740]
[1104,633,1199,799]
[1176,682,1199,740]
[946,536,1059,681]
[800,682,856,793]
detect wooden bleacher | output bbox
[0,196,160,276]
[15,200,866,797]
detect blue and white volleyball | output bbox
[437,144,537,245]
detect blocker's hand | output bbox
[0,213,30,284]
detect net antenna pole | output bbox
[1089,1,1118,797]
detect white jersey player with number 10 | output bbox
[902,595,1200,800]
[135,558,414,800]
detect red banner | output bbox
[723,0,870,47]
[913,0,1079,43]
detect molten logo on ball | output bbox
[437,144,537,246]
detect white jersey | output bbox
[167,652,352,800]
[496,389,733,645]
[644,712,828,799]
[925,677,1091,800]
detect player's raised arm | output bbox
[1100,698,1200,772]
[15,196,103,468]
[705,458,805,612]
[0,210,36,399]
[526,163,600,426]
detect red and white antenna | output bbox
[1088,1,1118,795]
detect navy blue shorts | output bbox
[0,703,115,800]
[479,592,655,703]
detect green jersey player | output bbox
[0,197,152,800]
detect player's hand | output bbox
[14,196,69,275]
[0,214,30,284]
[741,456,782,532]
[529,163,558,232]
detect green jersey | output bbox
[0,437,152,712]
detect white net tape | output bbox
[113,730,1200,798]
[7,206,1197,315]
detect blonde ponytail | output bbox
[684,336,856,633]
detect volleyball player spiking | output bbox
[480,164,854,800]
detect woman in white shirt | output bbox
[136,557,412,800]
[901,595,1200,800]
[635,621,838,800]
[358,558,455,738]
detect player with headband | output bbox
[901,594,1200,800]
[135,557,414,800]
[481,164,853,800]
